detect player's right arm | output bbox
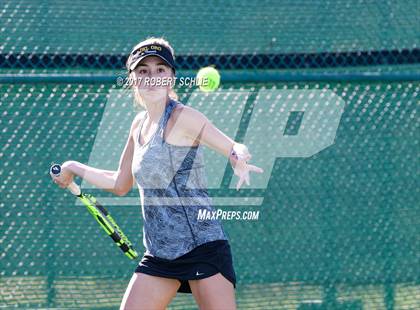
[50,112,145,196]
[112,111,145,195]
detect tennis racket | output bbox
[50,163,138,260]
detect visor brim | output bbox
[129,54,175,73]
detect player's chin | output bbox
[147,86,164,91]
[139,88,168,100]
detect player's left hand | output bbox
[230,144,264,190]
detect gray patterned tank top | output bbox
[131,99,227,260]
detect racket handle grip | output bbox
[50,163,82,196]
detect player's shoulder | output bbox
[172,102,185,117]
[172,102,208,136]
[134,110,147,123]
[173,102,203,120]
[130,110,147,132]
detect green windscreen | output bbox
[1,81,418,309]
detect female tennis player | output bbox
[51,37,263,310]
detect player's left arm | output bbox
[178,105,263,189]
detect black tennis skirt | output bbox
[134,239,236,293]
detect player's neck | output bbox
[144,96,170,123]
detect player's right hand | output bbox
[50,161,75,189]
